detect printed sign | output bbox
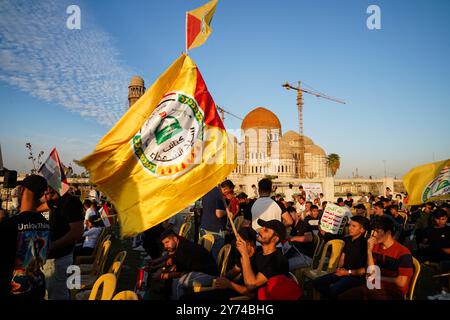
[319,203,352,235]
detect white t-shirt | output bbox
[251,197,283,231]
[284,188,294,202]
[85,207,97,220]
[83,227,102,248]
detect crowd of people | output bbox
[0,176,112,300]
[137,179,450,301]
[1,174,449,301]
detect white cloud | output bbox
[0,0,132,127]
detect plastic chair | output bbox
[108,251,127,281]
[217,244,232,277]
[79,237,112,276]
[77,234,112,272]
[178,222,190,238]
[198,234,215,252]
[405,257,421,300]
[71,239,111,297]
[112,290,139,300]
[293,233,323,283]
[398,211,408,229]
[74,229,109,265]
[88,273,117,300]
[304,239,345,280]
[234,216,245,231]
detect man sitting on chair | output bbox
[313,216,370,299]
[150,229,218,300]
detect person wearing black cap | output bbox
[0,174,51,300]
[235,219,289,293]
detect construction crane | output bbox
[216,105,243,122]
[282,81,345,179]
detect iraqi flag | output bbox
[99,203,111,227]
[39,148,70,196]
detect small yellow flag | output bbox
[402,159,450,205]
[186,0,218,50]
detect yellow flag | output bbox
[403,159,450,205]
[186,0,218,50]
[76,54,236,237]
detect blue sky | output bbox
[0,0,449,178]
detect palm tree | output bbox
[327,153,341,177]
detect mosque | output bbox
[127,76,329,182]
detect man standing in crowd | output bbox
[313,216,370,299]
[251,178,293,232]
[284,184,295,202]
[37,186,84,300]
[0,175,50,300]
[200,180,234,260]
[340,216,414,300]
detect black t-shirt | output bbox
[47,194,84,259]
[0,211,50,299]
[424,226,450,249]
[239,199,256,221]
[252,247,289,281]
[174,238,219,276]
[290,219,315,257]
[341,235,368,272]
[200,187,227,233]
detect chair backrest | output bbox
[288,272,299,285]
[88,273,117,300]
[108,250,127,280]
[90,233,110,269]
[406,257,421,300]
[179,221,192,239]
[216,244,232,277]
[198,234,215,252]
[94,239,111,276]
[234,216,245,231]
[112,290,139,300]
[315,239,345,273]
[311,234,324,269]
[398,211,408,228]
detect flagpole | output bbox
[185,12,189,55]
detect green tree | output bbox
[327,153,341,177]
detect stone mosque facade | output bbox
[231,107,328,180]
[127,76,329,183]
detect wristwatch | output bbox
[348,269,352,275]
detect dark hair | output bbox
[221,179,235,190]
[310,205,319,211]
[370,216,395,235]
[322,201,328,207]
[388,205,398,212]
[83,199,92,207]
[237,192,248,199]
[337,197,344,203]
[347,193,352,197]
[258,178,272,193]
[306,201,313,206]
[432,208,447,220]
[425,202,436,209]
[374,201,384,209]
[286,206,296,214]
[289,184,293,188]
[159,228,178,242]
[299,185,304,189]
[320,193,324,196]
[351,216,370,231]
